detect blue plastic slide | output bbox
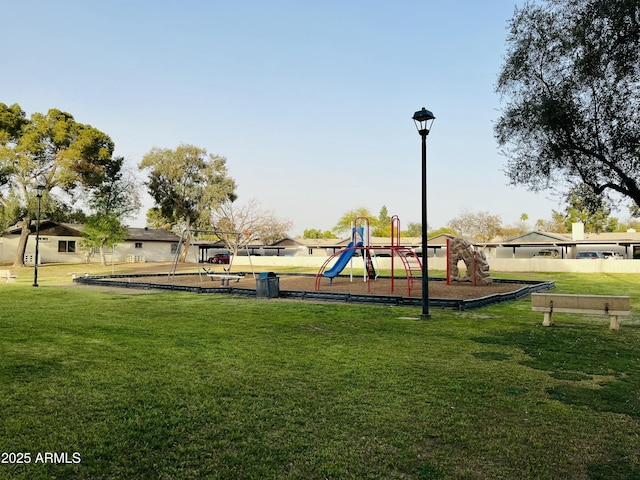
[323,241,363,278]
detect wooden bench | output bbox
[0,269,17,283]
[531,293,631,330]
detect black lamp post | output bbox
[33,185,46,287]
[413,107,435,319]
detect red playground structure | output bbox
[315,215,423,296]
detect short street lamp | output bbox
[33,185,46,287]
[413,107,435,319]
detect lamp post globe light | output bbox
[33,185,46,287]
[412,107,435,319]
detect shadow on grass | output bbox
[587,460,640,479]
[472,326,640,419]
[473,324,640,477]
[415,462,446,479]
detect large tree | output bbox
[140,144,236,230]
[495,0,640,210]
[139,144,236,259]
[0,103,115,266]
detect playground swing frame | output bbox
[169,229,256,280]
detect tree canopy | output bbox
[0,103,117,265]
[372,205,391,236]
[557,184,621,232]
[332,207,379,235]
[139,144,236,232]
[447,210,502,242]
[495,0,640,210]
[303,229,337,239]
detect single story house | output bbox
[0,221,184,265]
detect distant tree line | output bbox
[309,198,640,244]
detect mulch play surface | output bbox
[100,271,528,300]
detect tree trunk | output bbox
[179,232,192,263]
[100,241,107,266]
[178,217,192,263]
[13,217,32,267]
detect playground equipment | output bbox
[169,229,256,281]
[446,237,492,286]
[315,218,376,287]
[321,235,363,280]
[315,215,423,296]
[389,215,423,296]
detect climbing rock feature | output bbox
[448,237,492,286]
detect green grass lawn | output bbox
[1,266,640,479]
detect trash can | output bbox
[256,272,279,298]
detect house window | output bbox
[58,240,76,253]
[170,243,179,254]
[135,242,143,249]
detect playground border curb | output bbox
[73,274,555,311]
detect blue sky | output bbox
[4,0,569,235]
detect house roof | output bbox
[269,237,306,247]
[500,231,571,245]
[125,227,180,242]
[7,220,85,236]
[480,230,640,248]
[7,221,180,243]
[580,231,640,243]
[426,233,456,246]
[293,238,347,248]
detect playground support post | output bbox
[446,238,451,286]
[413,107,435,319]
